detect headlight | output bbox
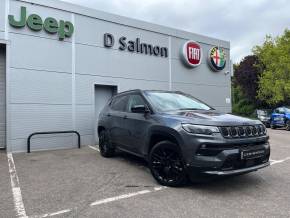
[182,124,220,135]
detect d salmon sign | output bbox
[208,46,226,71]
[181,41,202,68]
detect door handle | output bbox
[107,113,111,117]
[123,115,128,119]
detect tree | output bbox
[233,55,261,105]
[253,29,290,106]
[232,85,255,117]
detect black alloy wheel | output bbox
[99,130,115,157]
[149,141,187,187]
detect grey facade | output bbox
[0,0,231,153]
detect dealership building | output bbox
[0,0,231,153]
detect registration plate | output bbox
[241,149,265,160]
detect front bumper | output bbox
[179,131,270,178]
[203,161,270,175]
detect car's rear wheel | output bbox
[286,120,290,131]
[99,130,115,157]
[149,141,187,187]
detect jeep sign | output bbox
[8,6,74,40]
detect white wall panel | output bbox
[10,104,72,139]
[75,15,169,49]
[171,59,231,86]
[171,82,231,111]
[11,136,75,153]
[10,68,72,104]
[75,105,94,134]
[75,44,169,81]
[0,1,6,33]
[9,33,72,72]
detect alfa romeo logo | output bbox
[208,46,226,71]
[181,41,202,68]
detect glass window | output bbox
[111,95,128,112]
[144,91,212,112]
[127,95,146,112]
[278,108,285,114]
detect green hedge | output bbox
[232,86,255,117]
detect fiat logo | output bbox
[181,40,202,68]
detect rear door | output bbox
[108,95,129,147]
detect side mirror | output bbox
[131,105,150,114]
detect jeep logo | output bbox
[8,6,74,40]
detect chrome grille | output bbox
[220,125,266,138]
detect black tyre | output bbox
[270,121,276,129]
[286,120,290,131]
[149,141,187,187]
[99,130,115,157]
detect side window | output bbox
[111,96,128,112]
[127,95,146,112]
[278,108,285,114]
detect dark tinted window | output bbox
[127,95,146,112]
[111,95,128,111]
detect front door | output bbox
[122,94,151,154]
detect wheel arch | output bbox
[97,126,106,135]
[145,126,184,156]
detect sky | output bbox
[62,0,290,63]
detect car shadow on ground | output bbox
[112,149,266,192]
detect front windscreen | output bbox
[285,107,290,113]
[144,91,213,112]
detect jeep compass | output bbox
[98,90,270,186]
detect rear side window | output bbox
[111,95,128,112]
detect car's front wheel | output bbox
[99,130,115,157]
[149,141,187,187]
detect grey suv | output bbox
[98,90,270,186]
